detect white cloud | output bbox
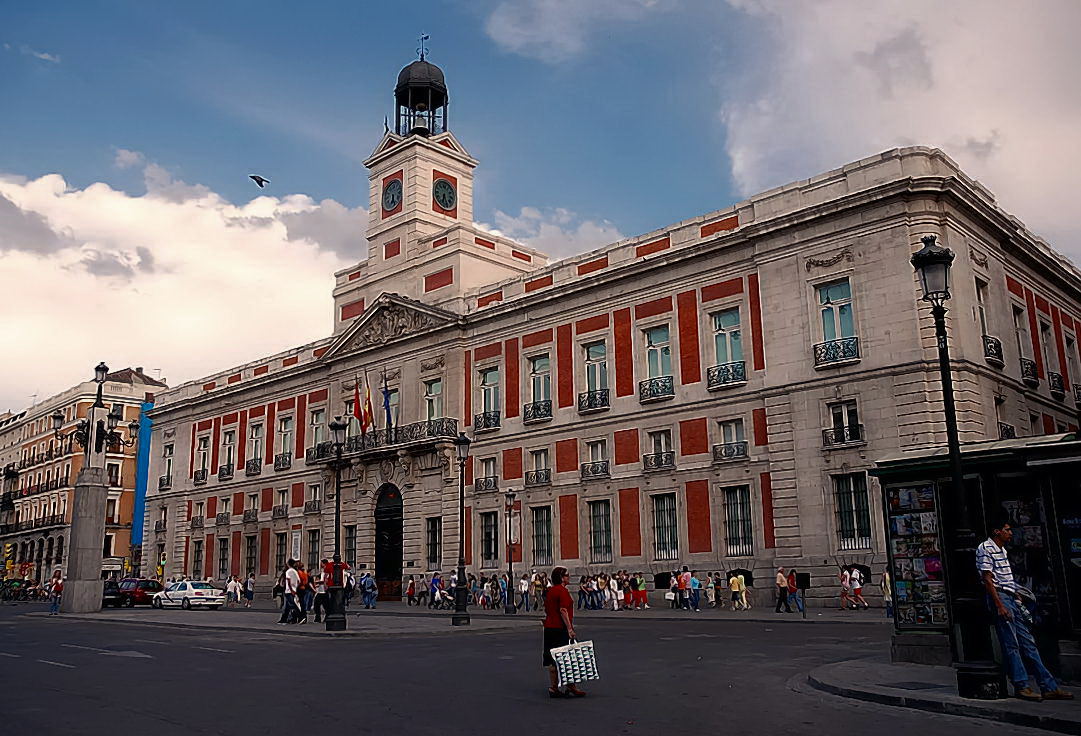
[0,161,365,413]
[485,0,670,63]
[113,148,145,169]
[720,0,1081,260]
[5,44,61,63]
[480,206,624,258]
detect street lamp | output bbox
[504,489,517,614]
[911,234,1001,698]
[51,363,140,463]
[452,431,471,626]
[324,415,349,632]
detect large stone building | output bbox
[1,368,165,581]
[141,57,1081,604]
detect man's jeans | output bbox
[49,595,61,614]
[519,592,530,611]
[363,589,377,608]
[279,593,300,623]
[991,595,1058,692]
[788,590,804,613]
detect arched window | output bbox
[55,537,65,565]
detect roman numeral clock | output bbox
[432,177,456,211]
[381,178,403,212]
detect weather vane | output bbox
[417,33,430,61]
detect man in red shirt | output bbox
[542,566,586,698]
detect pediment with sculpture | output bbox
[323,293,460,359]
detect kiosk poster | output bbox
[886,482,947,630]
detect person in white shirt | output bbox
[277,559,302,624]
[518,574,531,611]
[225,576,241,607]
[312,560,329,623]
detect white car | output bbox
[151,581,225,610]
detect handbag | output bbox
[664,591,676,601]
[550,639,600,688]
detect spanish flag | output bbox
[352,377,363,436]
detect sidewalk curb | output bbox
[805,665,1081,735]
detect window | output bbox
[1067,335,1079,383]
[647,429,672,454]
[247,493,258,511]
[221,429,235,467]
[192,540,204,577]
[479,368,500,412]
[387,388,400,427]
[244,535,257,575]
[723,486,754,557]
[345,525,357,566]
[652,493,678,560]
[975,278,990,335]
[826,400,861,443]
[817,278,855,341]
[588,500,613,563]
[309,409,325,445]
[218,537,229,579]
[530,448,550,470]
[834,473,872,550]
[278,416,293,453]
[308,483,321,502]
[220,497,231,515]
[480,511,498,565]
[106,462,120,487]
[307,529,320,570]
[712,308,743,364]
[531,506,553,566]
[194,501,204,517]
[426,517,442,568]
[587,439,608,462]
[274,533,287,571]
[276,489,288,507]
[424,379,443,420]
[158,506,168,522]
[529,355,551,401]
[584,342,608,391]
[106,498,117,523]
[1013,306,1029,358]
[479,457,497,479]
[1040,321,1056,372]
[644,325,672,378]
[197,436,210,470]
[162,444,174,479]
[248,423,263,461]
[1029,412,1041,436]
[718,418,745,445]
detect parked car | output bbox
[102,580,123,608]
[151,581,225,610]
[117,578,164,607]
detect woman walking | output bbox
[243,573,255,608]
[406,575,417,606]
[542,566,586,699]
[48,571,63,615]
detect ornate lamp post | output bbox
[52,362,140,464]
[504,489,517,614]
[452,431,471,626]
[911,235,1001,698]
[324,416,349,632]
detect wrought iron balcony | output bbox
[473,411,501,433]
[643,451,675,471]
[217,464,234,481]
[524,468,551,486]
[813,336,860,367]
[523,400,552,423]
[707,361,747,389]
[193,469,208,485]
[154,519,167,533]
[215,512,230,526]
[158,474,171,491]
[474,476,498,494]
[580,460,610,480]
[245,458,261,476]
[982,335,1004,366]
[1020,357,1039,387]
[304,499,321,514]
[1049,371,1066,398]
[1075,383,1081,403]
[822,424,864,447]
[998,422,1016,440]
[307,419,460,462]
[271,504,289,520]
[190,516,204,529]
[242,509,258,523]
[577,389,610,413]
[274,452,292,471]
[712,441,748,462]
[639,376,674,402]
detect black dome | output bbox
[395,60,448,109]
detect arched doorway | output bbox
[374,484,403,601]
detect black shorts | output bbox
[542,627,570,667]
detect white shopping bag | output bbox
[550,639,600,687]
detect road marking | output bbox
[135,639,170,645]
[38,659,74,668]
[61,643,109,654]
[194,646,233,653]
[0,652,21,658]
[60,643,153,659]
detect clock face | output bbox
[432,178,457,211]
[381,179,403,212]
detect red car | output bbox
[117,578,164,607]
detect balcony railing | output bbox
[813,336,860,367]
[642,451,675,471]
[243,509,259,523]
[0,515,65,534]
[217,464,234,482]
[245,458,261,476]
[523,400,552,423]
[215,512,230,526]
[158,475,171,491]
[304,499,322,514]
[1020,357,1039,387]
[13,475,71,499]
[190,516,204,529]
[524,468,551,486]
[707,361,747,389]
[639,376,674,402]
[474,476,499,494]
[712,441,748,462]
[1049,371,1066,398]
[580,460,610,480]
[154,519,167,533]
[577,388,610,413]
[15,436,75,471]
[838,534,872,552]
[473,411,501,433]
[998,422,1016,440]
[308,419,460,463]
[1075,383,1081,403]
[271,504,289,520]
[274,452,292,471]
[822,424,864,447]
[193,469,208,485]
[983,335,1004,366]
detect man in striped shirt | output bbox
[977,518,1073,701]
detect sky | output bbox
[2,0,1079,412]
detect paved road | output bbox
[0,604,1047,736]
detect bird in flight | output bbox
[249,175,270,188]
